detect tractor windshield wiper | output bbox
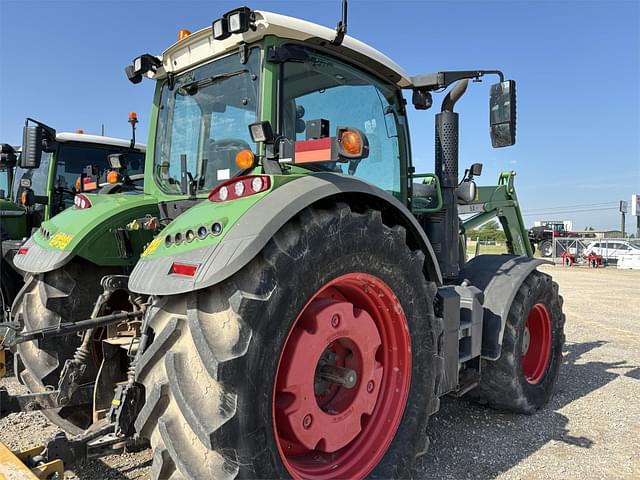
[177,69,249,96]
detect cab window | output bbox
[281,46,406,198]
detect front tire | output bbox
[135,203,443,479]
[469,270,565,413]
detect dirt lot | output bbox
[1,265,639,479]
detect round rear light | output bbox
[251,177,263,192]
[165,234,173,247]
[197,226,208,239]
[218,186,229,201]
[186,230,195,242]
[174,232,183,245]
[234,181,245,196]
[212,222,223,236]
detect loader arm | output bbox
[460,171,533,257]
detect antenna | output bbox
[331,0,348,46]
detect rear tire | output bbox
[12,261,113,433]
[135,203,443,479]
[468,270,565,413]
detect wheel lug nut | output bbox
[303,414,313,429]
[367,380,375,393]
[331,314,340,328]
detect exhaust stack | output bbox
[427,79,468,280]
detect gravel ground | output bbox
[1,265,638,479]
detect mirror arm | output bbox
[411,70,504,91]
[25,117,56,141]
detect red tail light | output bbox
[74,194,92,209]
[208,175,271,202]
[169,262,198,277]
[18,247,29,255]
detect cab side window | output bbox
[281,46,406,198]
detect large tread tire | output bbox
[468,270,565,413]
[1,260,21,320]
[135,203,443,479]
[12,261,114,433]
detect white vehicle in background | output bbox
[583,239,640,262]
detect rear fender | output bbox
[458,254,551,360]
[13,194,159,274]
[128,173,442,295]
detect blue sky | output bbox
[1,0,638,231]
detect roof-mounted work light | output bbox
[212,7,254,41]
[125,54,162,84]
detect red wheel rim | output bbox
[522,303,552,384]
[272,273,411,479]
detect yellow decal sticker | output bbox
[142,237,162,257]
[49,232,74,250]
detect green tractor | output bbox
[0,118,146,316]
[2,4,564,479]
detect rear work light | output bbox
[74,194,92,209]
[170,262,198,277]
[208,176,270,203]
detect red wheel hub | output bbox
[273,273,411,479]
[522,303,552,384]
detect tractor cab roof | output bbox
[55,132,146,151]
[157,10,412,88]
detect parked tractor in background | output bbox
[1,4,565,479]
[0,117,145,316]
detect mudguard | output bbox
[458,254,551,360]
[128,173,442,295]
[13,194,159,274]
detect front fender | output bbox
[458,254,551,360]
[129,173,442,295]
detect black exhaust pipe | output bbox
[426,80,468,281]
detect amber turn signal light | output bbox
[337,127,369,160]
[235,149,256,170]
[340,130,362,156]
[107,171,119,184]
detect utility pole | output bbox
[619,201,628,238]
[632,194,639,238]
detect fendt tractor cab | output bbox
[0,116,146,314]
[2,4,564,479]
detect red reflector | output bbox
[294,137,334,163]
[169,262,198,277]
[18,247,29,255]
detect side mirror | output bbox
[489,80,516,148]
[21,125,44,168]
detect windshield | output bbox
[154,49,260,195]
